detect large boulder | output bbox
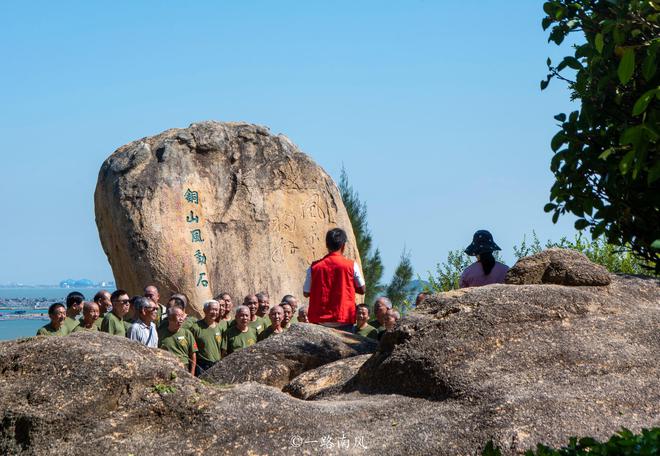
[94,121,360,316]
[505,248,611,286]
[1,270,658,454]
[283,354,371,400]
[353,273,660,450]
[201,323,377,388]
[0,332,434,455]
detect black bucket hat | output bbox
[465,230,501,256]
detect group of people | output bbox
[35,227,508,376]
[35,287,399,376]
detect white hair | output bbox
[203,299,220,311]
[235,305,250,316]
[376,296,392,309]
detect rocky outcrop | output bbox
[0,332,425,455]
[283,354,371,400]
[505,248,611,286]
[201,324,377,388]
[354,273,660,450]
[94,121,360,317]
[1,254,658,455]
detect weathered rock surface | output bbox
[201,324,377,388]
[283,354,371,400]
[354,272,660,451]
[95,121,360,316]
[0,332,439,455]
[505,248,611,286]
[2,255,658,455]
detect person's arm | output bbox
[188,331,198,375]
[354,262,366,295]
[189,352,196,376]
[302,266,312,298]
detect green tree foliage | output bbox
[338,167,414,306]
[482,427,659,455]
[423,249,472,293]
[339,167,385,304]
[515,231,652,275]
[541,0,660,272]
[386,249,414,314]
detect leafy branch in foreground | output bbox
[482,426,660,455]
[541,0,659,272]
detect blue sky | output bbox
[0,1,580,285]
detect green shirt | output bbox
[190,320,223,363]
[94,315,105,330]
[73,323,99,333]
[101,312,128,337]
[229,317,266,334]
[368,319,383,330]
[158,326,198,366]
[257,325,285,342]
[248,317,266,335]
[222,326,257,355]
[353,323,379,340]
[182,315,196,331]
[217,319,231,334]
[63,316,80,333]
[36,323,68,336]
[257,314,272,328]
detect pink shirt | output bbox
[459,261,509,288]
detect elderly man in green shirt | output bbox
[190,299,224,375]
[222,305,257,356]
[36,303,69,336]
[63,291,85,333]
[368,296,392,330]
[158,306,198,375]
[101,289,131,337]
[258,305,285,341]
[281,295,300,325]
[214,292,234,330]
[158,296,196,332]
[92,290,112,330]
[73,301,100,332]
[281,302,294,330]
[242,294,266,334]
[352,304,378,340]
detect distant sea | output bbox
[0,287,97,341]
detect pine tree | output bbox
[338,166,384,304]
[386,249,414,314]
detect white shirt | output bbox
[128,319,158,348]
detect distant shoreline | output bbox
[0,314,48,321]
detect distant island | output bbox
[0,279,116,289]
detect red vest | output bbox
[308,251,357,325]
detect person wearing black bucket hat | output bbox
[459,230,509,288]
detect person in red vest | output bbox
[303,228,366,331]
